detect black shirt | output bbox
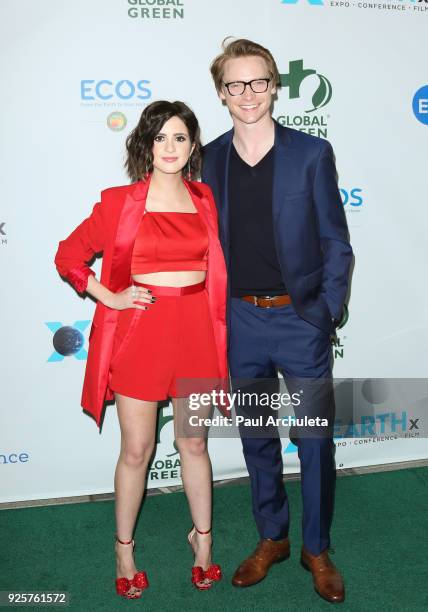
[228,143,287,297]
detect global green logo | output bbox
[280,60,332,113]
[337,304,349,330]
[149,406,180,483]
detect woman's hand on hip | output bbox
[105,285,154,310]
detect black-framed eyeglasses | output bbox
[223,78,271,96]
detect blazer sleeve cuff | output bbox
[66,266,95,294]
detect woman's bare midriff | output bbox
[132,270,206,287]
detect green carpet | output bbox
[1,467,428,611]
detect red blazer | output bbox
[55,176,228,428]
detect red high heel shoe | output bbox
[188,526,222,590]
[115,536,149,599]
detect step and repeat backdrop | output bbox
[1,0,427,502]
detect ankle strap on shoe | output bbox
[194,526,212,535]
[116,535,134,545]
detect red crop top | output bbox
[131,211,209,274]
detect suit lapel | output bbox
[214,130,233,254]
[109,176,151,291]
[272,123,294,281]
[183,178,225,284]
[184,179,211,231]
[272,122,293,224]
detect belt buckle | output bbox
[259,295,273,308]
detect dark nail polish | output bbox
[151,297,156,303]
[147,289,152,294]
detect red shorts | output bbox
[109,282,220,401]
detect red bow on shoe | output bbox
[116,571,149,599]
[133,571,149,589]
[191,564,222,590]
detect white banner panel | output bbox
[1,0,427,502]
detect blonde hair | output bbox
[210,38,281,92]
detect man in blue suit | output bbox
[202,39,352,603]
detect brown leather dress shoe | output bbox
[301,547,345,603]
[232,538,290,587]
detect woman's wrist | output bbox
[102,291,115,308]
[86,275,114,307]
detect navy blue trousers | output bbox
[229,297,336,556]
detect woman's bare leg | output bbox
[172,398,213,571]
[114,394,158,590]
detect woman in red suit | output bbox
[55,101,228,598]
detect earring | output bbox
[186,157,192,181]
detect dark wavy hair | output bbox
[125,100,202,182]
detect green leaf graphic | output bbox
[337,304,349,330]
[308,74,332,113]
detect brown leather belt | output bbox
[241,294,292,308]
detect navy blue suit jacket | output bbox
[201,121,353,334]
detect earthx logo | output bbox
[46,321,90,362]
[280,0,428,13]
[281,0,323,5]
[0,451,29,465]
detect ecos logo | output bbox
[412,85,428,125]
[80,79,151,101]
[340,188,365,225]
[46,321,90,362]
[340,188,363,207]
[107,111,127,132]
[80,79,152,131]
